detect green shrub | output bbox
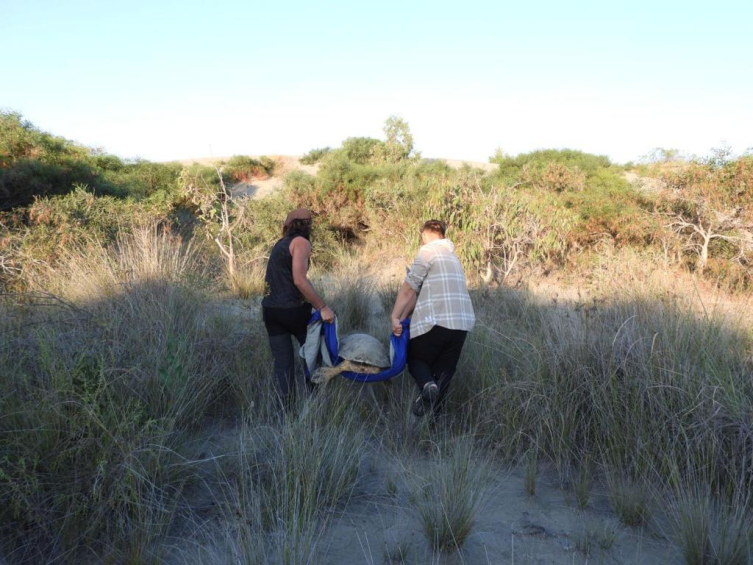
[655,152,753,278]
[223,155,275,182]
[300,147,331,165]
[0,111,89,167]
[522,161,586,192]
[371,116,418,163]
[490,148,612,185]
[0,112,187,208]
[563,171,659,247]
[341,137,383,164]
[0,153,111,209]
[286,151,381,235]
[99,158,183,200]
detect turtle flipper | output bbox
[311,360,387,384]
[311,364,346,384]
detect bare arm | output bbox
[390,249,430,335]
[290,237,334,321]
[390,282,417,335]
[400,290,418,319]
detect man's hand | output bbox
[321,306,335,323]
[391,316,403,336]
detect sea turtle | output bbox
[310,333,390,384]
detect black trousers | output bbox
[408,325,468,414]
[262,304,312,406]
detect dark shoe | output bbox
[412,382,438,417]
[422,382,439,403]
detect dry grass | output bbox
[229,260,267,299]
[1,230,752,563]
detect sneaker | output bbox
[422,382,439,403]
[412,382,438,417]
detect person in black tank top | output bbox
[262,209,335,409]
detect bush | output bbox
[1,157,99,209]
[286,152,381,236]
[371,116,418,163]
[99,158,184,200]
[522,161,586,192]
[223,155,275,183]
[654,152,753,280]
[562,171,659,247]
[490,148,612,185]
[341,137,383,164]
[0,112,187,208]
[300,147,331,165]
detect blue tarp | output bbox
[306,311,410,383]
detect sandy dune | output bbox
[174,155,498,200]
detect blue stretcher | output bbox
[305,310,410,383]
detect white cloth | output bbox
[300,316,338,371]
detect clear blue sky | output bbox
[2,0,751,163]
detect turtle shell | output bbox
[338,333,390,368]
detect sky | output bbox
[2,0,752,164]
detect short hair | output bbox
[421,219,446,237]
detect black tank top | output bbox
[262,234,308,308]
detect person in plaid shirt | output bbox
[390,220,475,417]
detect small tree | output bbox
[427,170,532,284]
[662,150,753,271]
[180,165,244,278]
[341,137,382,164]
[372,116,419,163]
[641,147,683,164]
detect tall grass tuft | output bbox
[330,275,379,334]
[408,437,488,552]
[229,260,267,299]
[573,462,592,509]
[524,448,538,497]
[608,475,653,527]
[219,395,368,564]
[461,284,753,502]
[0,228,245,562]
[672,488,752,565]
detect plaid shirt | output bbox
[405,239,475,339]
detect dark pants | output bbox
[408,325,468,415]
[263,304,312,407]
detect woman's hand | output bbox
[391,316,403,336]
[320,305,335,323]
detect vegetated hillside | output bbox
[1,112,753,563]
[2,111,751,294]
